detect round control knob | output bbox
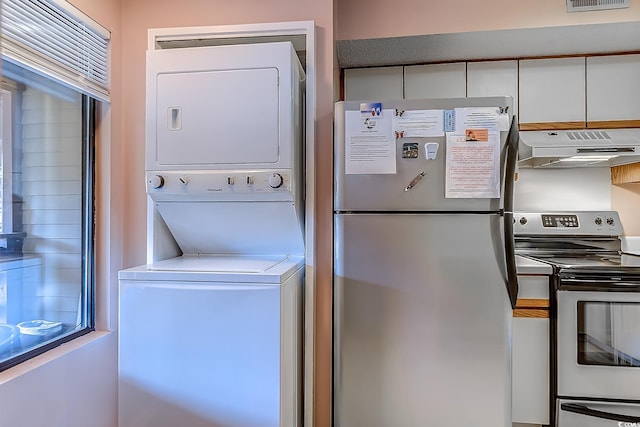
[149,175,164,189]
[519,217,527,225]
[268,173,284,189]
[178,176,189,186]
[595,217,602,226]
[606,217,615,226]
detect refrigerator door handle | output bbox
[503,115,520,309]
[560,403,640,423]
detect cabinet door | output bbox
[404,62,466,99]
[512,317,550,425]
[587,54,640,123]
[467,60,519,118]
[513,275,550,425]
[343,66,404,101]
[519,57,585,125]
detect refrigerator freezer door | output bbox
[334,97,513,212]
[333,212,512,427]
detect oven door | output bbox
[557,399,640,426]
[557,280,640,401]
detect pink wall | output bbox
[66,0,124,333]
[613,184,640,235]
[70,1,336,426]
[337,0,640,40]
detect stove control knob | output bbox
[519,217,527,225]
[149,175,164,189]
[606,217,615,226]
[268,173,284,189]
[595,217,603,226]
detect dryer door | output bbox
[155,67,280,166]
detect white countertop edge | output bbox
[516,255,553,275]
[622,236,640,256]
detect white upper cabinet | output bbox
[467,60,519,118]
[404,62,466,99]
[519,57,586,124]
[343,66,404,101]
[342,54,639,126]
[587,54,640,122]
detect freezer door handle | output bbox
[560,403,640,423]
[503,115,519,309]
[504,212,518,308]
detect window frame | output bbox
[0,86,96,372]
[0,87,14,235]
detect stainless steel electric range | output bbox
[514,211,640,427]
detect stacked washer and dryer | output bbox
[118,41,305,427]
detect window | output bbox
[0,0,108,371]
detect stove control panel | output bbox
[514,211,623,236]
[541,214,579,228]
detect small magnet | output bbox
[425,143,439,160]
[402,142,419,159]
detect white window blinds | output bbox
[0,0,110,101]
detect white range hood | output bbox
[518,129,640,168]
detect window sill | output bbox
[0,330,113,385]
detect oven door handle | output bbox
[561,403,640,423]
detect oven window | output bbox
[577,301,640,367]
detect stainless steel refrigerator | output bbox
[333,97,519,427]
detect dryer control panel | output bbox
[146,170,295,201]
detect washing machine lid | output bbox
[148,254,290,273]
[118,254,304,283]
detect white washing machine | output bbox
[118,39,305,427]
[118,255,303,427]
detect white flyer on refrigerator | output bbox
[454,107,510,132]
[345,109,396,174]
[392,109,444,137]
[445,130,500,198]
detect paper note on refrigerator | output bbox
[445,131,500,198]
[454,107,510,132]
[392,109,444,137]
[345,109,396,174]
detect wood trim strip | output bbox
[612,163,640,184]
[514,309,549,318]
[514,298,550,318]
[515,298,550,309]
[519,122,586,131]
[519,120,640,131]
[587,120,640,129]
